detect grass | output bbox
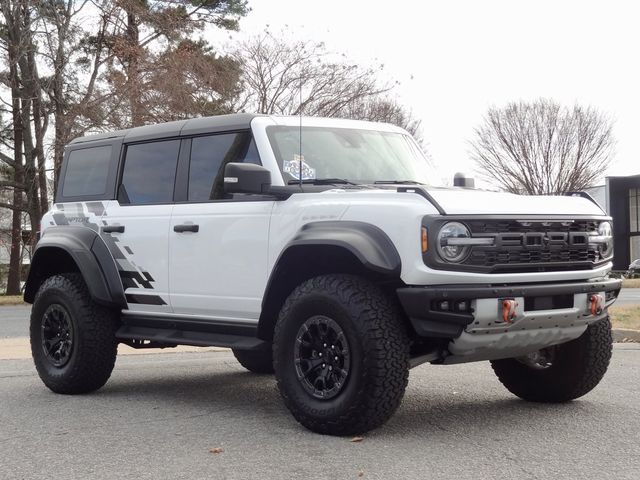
[622,278,640,288]
[0,295,24,306]
[609,305,640,331]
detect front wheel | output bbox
[491,317,613,403]
[273,274,410,436]
[30,273,119,394]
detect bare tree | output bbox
[233,33,404,119]
[469,99,615,194]
[343,96,423,143]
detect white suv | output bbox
[25,114,621,435]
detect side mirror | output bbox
[453,172,475,188]
[223,163,272,195]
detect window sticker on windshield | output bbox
[283,155,316,180]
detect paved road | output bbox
[0,305,31,338]
[1,346,639,480]
[2,288,639,340]
[616,287,640,306]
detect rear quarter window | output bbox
[62,145,112,197]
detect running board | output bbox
[116,325,267,351]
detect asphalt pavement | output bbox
[615,287,640,306]
[0,305,31,338]
[1,346,639,479]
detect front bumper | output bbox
[397,278,622,339]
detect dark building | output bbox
[588,174,640,271]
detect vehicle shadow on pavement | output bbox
[94,359,606,438]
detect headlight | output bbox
[437,222,472,263]
[597,221,613,258]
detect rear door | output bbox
[169,131,274,321]
[102,139,181,313]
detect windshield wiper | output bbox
[288,178,359,185]
[373,180,425,185]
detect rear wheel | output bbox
[491,317,613,402]
[232,348,274,374]
[30,273,119,394]
[273,274,410,436]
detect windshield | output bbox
[266,126,436,185]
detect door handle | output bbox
[173,224,199,233]
[102,225,125,233]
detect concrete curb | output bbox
[612,329,640,343]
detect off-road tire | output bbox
[30,273,119,394]
[232,348,274,374]
[273,274,410,436]
[491,317,613,402]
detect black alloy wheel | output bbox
[41,304,74,367]
[294,315,351,400]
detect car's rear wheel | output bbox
[273,274,410,436]
[30,273,119,394]
[232,348,274,374]
[491,317,613,402]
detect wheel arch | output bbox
[257,221,402,341]
[24,226,126,309]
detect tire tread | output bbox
[273,274,409,435]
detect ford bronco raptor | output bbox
[25,114,621,435]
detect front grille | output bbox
[464,219,602,272]
[468,219,599,234]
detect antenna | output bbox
[298,72,303,189]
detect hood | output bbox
[422,187,606,216]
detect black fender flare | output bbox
[257,221,401,340]
[24,226,127,309]
[282,220,401,275]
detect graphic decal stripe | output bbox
[48,201,166,308]
[120,270,153,289]
[125,294,167,305]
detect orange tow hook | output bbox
[588,294,604,316]
[501,299,518,324]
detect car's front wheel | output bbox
[30,273,119,394]
[491,317,613,402]
[273,274,410,436]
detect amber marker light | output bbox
[421,227,428,253]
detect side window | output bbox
[119,140,180,205]
[188,132,260,202]
[62,145,112,197]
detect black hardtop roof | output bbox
[69,113,261,145]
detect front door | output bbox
[169,131,273,321]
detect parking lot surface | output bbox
[1,346,639,480]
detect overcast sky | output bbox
[223,0,639,185]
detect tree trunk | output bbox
[6,13,23,296]
[126,10,143,127]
